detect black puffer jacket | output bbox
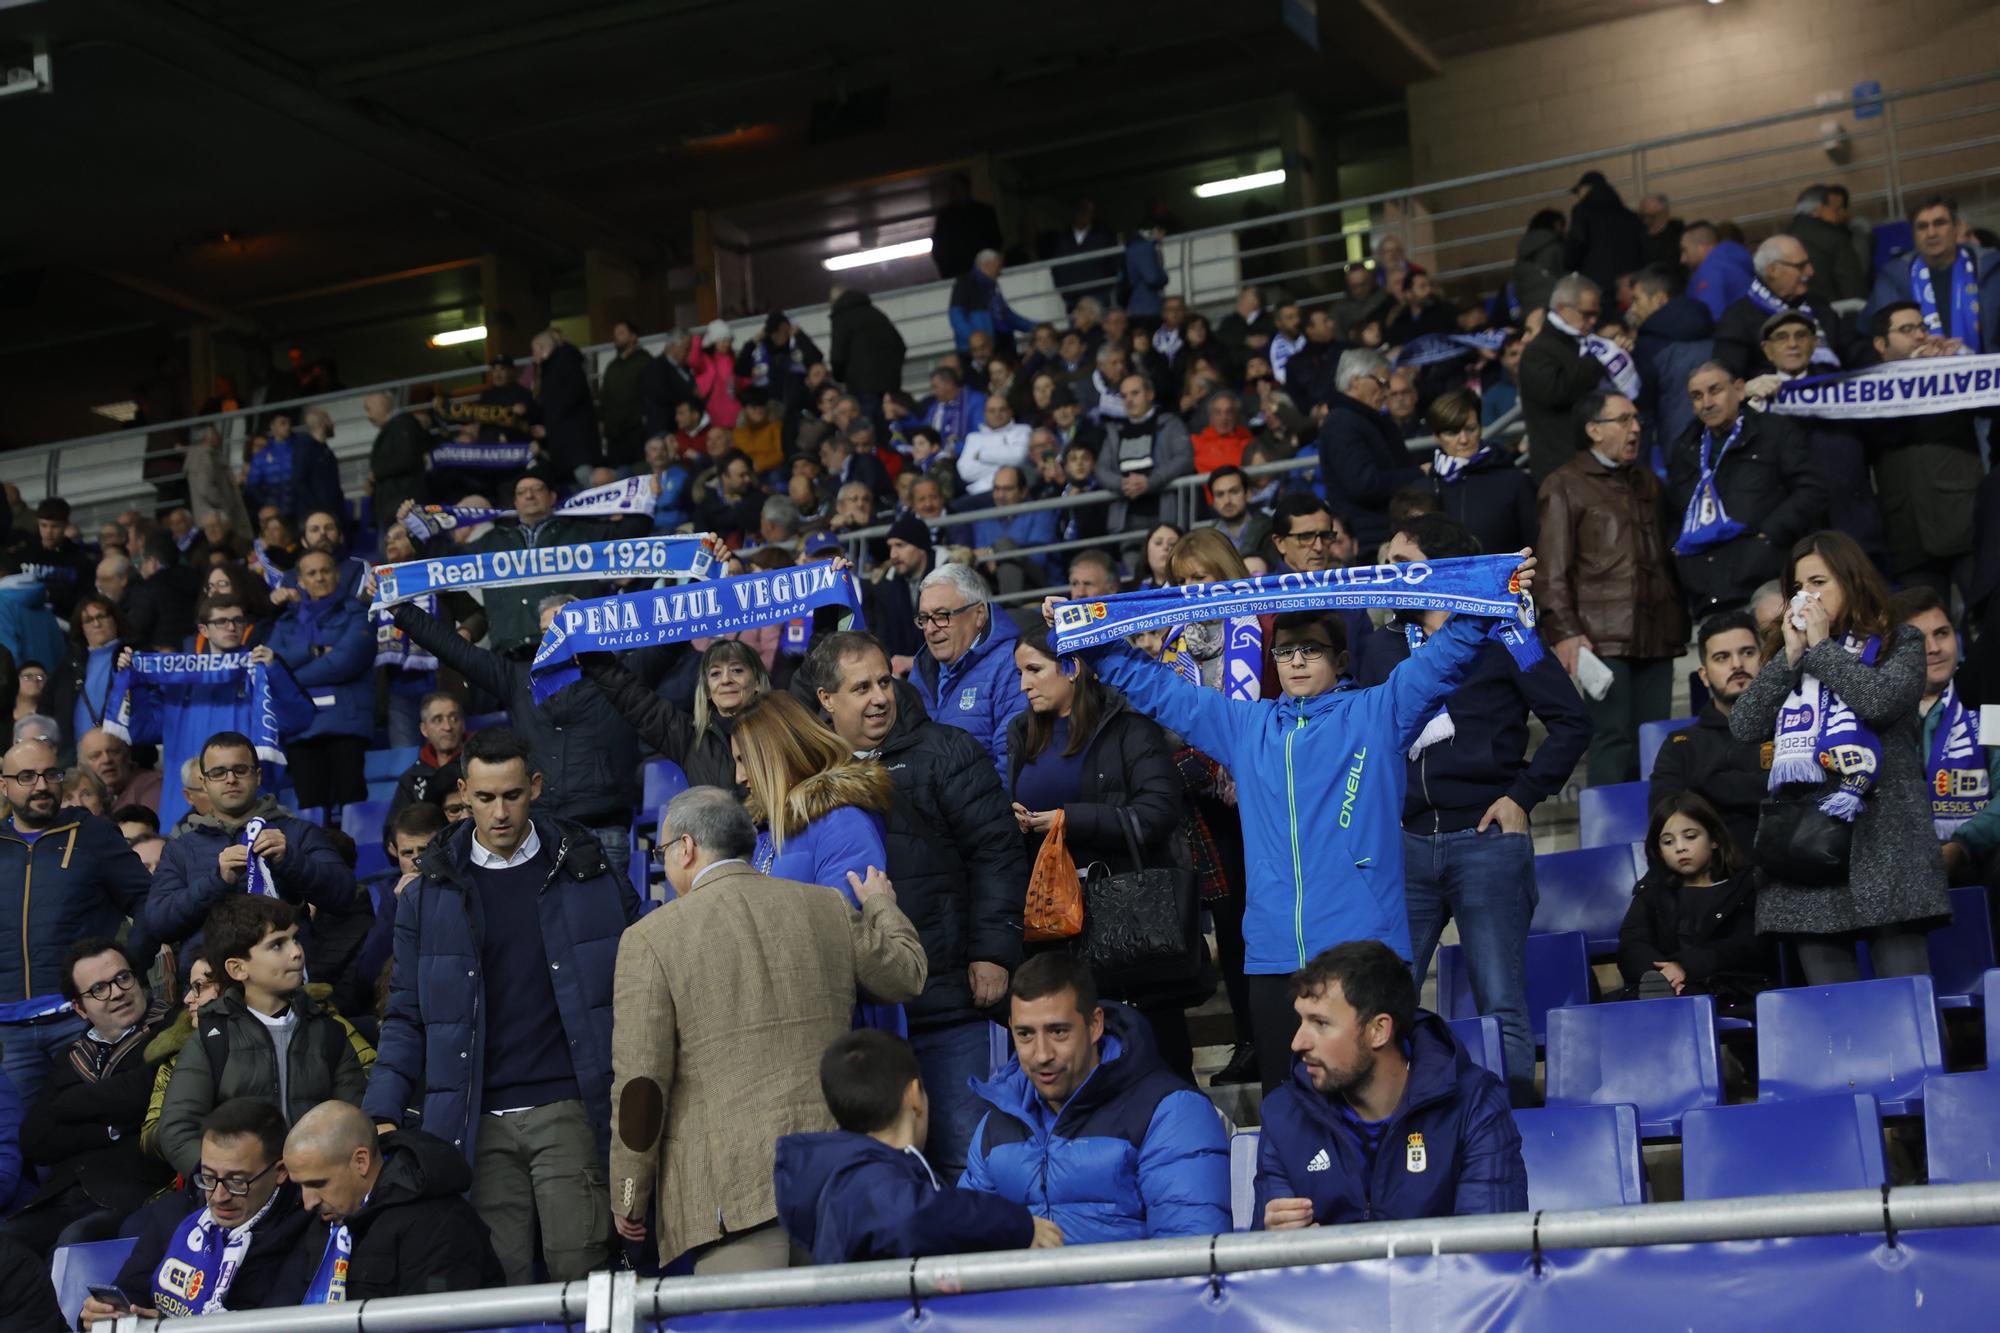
[1428,448,1538,557]
[391,601,641,826]
[582,655,740,791]
[342,1129,505,1300]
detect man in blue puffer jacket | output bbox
[1254,941,1526,1227]
[960,953,1229,1243]
[913,563,1027,781]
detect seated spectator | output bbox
[1254,941,1525,1228]
[156,895,369,1176]
[1207,464,1270,555]
[1424,389,1537,557]
[11,497,96,619]
[268,550,373,814]
[921,366,988,451]
[961,953,1228,1242]
[732,387,784,475]
[821,420,895,507]
[77,727,161,815]
[1328,265,1389,345]
[85,1099,316,1325]
[113,802,159,843]
[1481,329,1526,427]
[1650,611,1768,855]
[1191,391,1253,477]
[1616,793,1773,1014]
[1895,587,2000,885]
[948,249,1035,353]
[284,1101,506,1301]
[1518,273,1607,482]
[4,939,176,1254]
[692,449,766,546]
[774,1030,1055,1264]
[389,690,468,815]
[1681,220,1754,322]
[914,563,1027,779]
[1066,547,1121,601]
[140,952,220,1157]
[1384,368,1424,441]
[0,1234,66,1329]
[60,766,109,817]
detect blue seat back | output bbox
[1924,1071,2000,1184]
[1988,969,2000,1066]
[1929,885,1995,1000]
[1230,1130,1261,1232]
[341,798,393,847]
[51,1238,138,1329]
[1437,930,1590,1044]
[1637,716,1696,780]
[363,745,420,781]
[1578,781,1651,849]
[1530,844,1642,954]
[1682,1094,1885,1200]
[1755,976,1945,1115]
[1513,1104,1645,1210]
[1446,1015,1505,1079]
[1545,994,1722,1137]
[466,710,508,733]
[642,760,690,821]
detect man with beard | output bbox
[1648,610,1767,856]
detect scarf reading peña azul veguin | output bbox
[1928,680,1990,838]
[1912,245,1984,353]
[370,534,716,609]
[401,474,662,541]
[110,653,288,779]
[1769,633,1884,821]
[529,562,867,703]
[1051,555,1541,669]
[1767,351,2000,420]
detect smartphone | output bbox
[87,1285,133,1312]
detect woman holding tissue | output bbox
[1729,530,1949,983]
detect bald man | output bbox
[0,737,157,1101]
[284,1102,502,1303]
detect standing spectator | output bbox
[609,787,926,1273]
[949,251,1036,353]
[1615,793,1774,1009]
[587,639,767,792]
[1308,349,1422,549]
[1895,587,2000,885]
[1668,363,1827,620]
[243,413,343,528]
[1864,194,2000,350]
[1519,274,1608,482]
[1714,234,1850,379]
[737,311,824,427]
[11,499,96,619]
[1284,309,1345,410]
[365,728,639,1282]
[1730,531,1948,984]
[596,320,654,468]
[1637,193,1684,270]
[1649,611,1769,856]
[1424,390,1537,557]
[1094,373,1192,533]
[1867,301,1984,604]
[1329,265,1391,344]
[267,551,372,814]
[1365,516,1590,1103]
[1564,171,1646,294]
[828,286,907,417]
[688,320,742,430]
[50,599,128,765]
[1680,221,1755,323]
[1790,185,1868,304]
[185,424,256,545]
[959,953,1229,1242]
[364,391,430,529]
[529,328,601,481]
[1046,199,1119,309]
[931,175,1004,280]
[1743,313,1884,573]
[1007,620,1200,1080]
[641,330,702,439]
[1627,264,1715,453]
[1538,391,1688,784]
[389,691,469,815]
[0,737,155,1103]
[124,533,203,652]
[913,564,1027,780]
[1121,222,1169,322]
[77,728,162,816]
[1216,285,1272,357]
[1512,210,1567,316]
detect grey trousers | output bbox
[690,1222,809,1275]
[471,1099,611,1282]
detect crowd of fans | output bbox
[0,172,1998,1318]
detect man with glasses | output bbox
[2,938,177,1255]
[1310,348,1424,550]
[1538,391,1689,784]
[1716,232,1854,380]
[912,563,1026,780]
[0,736,156,1102]
[83,1098,318,1324]
[1519,272,1609,482]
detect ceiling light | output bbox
[429,325,487,348]
[1194,169,1287,199]
[89,400,139,423]
[823,238,933,272]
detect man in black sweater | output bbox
[1360,514,1592,1106]
[1649,610,1768,857]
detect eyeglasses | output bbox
[17,672,45,685]
[1272,642,1331,664]
[186,976,217,1001]
[1573,305,1603,321]
[1886,322,1927,339]
[203,763,257,781]
[1279,528,1337,547]
[81,969,138,1002]
[203,615,248,629]
[1768,257,1811,270]
[914,603,978,629]
[192,1158,281,1197]
[1591,412,1641,427]
[650,832,692,866]
[3,768,64,786]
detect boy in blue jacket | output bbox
[1042,550,1536,1094]
[774,1030,1058,1264]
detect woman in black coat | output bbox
[1616,791,1775,1017]
[1007,618,1205,1081]
[1425,389,1538,556]
[581,638,770,793]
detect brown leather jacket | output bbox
[1535,450,1689,659]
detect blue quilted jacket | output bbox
[914,609,1028,782]
[960,1001,1230,1243]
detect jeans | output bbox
[1588,656,1675,786]
[0,1013,86,1105]
[471,1100,611,1282]
[1403,827,1538,1104]
[910,1020,995,1181]
[590,825,633,885]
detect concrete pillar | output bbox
[479,253,551,360]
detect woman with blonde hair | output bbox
[582,638,770,791]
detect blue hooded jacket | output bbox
[1084,611,1490,974]
[774,1132,1034,1264]
[0,575,66,684]
[1687,239,1754,322]
[1252,1010,1526,1226]
[268,594,375,741]
[960,1001,1230,1243]
[914,608,1027,782]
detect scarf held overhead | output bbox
[108,653,288,775]
[370,534,716,609]
[401,474,661,541]
[1768,351,2000,420]
[529,562,867,703]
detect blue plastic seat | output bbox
[1987,969,2000,1066]
[1530,845,1641,955]
[1681,1093,1885,1200]
[364,778,398,803]
[1578,781,1651,849]
[1513,1104,1645,1210]
[637,761,690,832]
[51,1238,138,1329]
[1929,885,1995,1007]
[1437,930,1590,1045]
[1544,993,1723,1137]
[1923,1071,2000,1184]
[341,798,393,846]
[1755,976,1945,1115]
[364,745,420,781]
[1230,1129,1261,1231]
[1446,1015,1505,1080]
[1637,716,1696,780]
[466,710,508,733]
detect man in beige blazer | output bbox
[609,785,929,1273]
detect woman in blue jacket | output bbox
[268,549,374,812]
[732,691,904,1034]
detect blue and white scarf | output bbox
[372,594,439,673]
[249,541,285,591]
[1162,617,1263,700]
[1912,246,1983,353]
[175,526,200,553]
[426,441,533,472]
[1393,334,1474,368]
[1546,312,1642,397]
[401,475,661,542]
[371,534,715,609]
[1432,447,1493,484]
[926,390,983,448]
[1673,414,1748,556]
[0,993,74,1023]
[1769,351,2000,420]
[1746,280,1842,368]
[150,1192,280,1318]
[1152,324,1184,363]
[1770,633,1884,821]
[1402,622,1456,758]
[300,1223,350,1305]
[530,563,866,703]
[109,653,288,778]
[1052,555,1541,669]
[1450,329,1510,354]
[1928,681,1989,838]
[239,816,274,897]
[1271,333,1304,385]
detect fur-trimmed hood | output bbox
[773,759,896,839]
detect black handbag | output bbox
[1753,783,1854,886]
[1079,809,1204,990]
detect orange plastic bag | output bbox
[1024,808,1084,941]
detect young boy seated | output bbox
[773,1030,1061,1264]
